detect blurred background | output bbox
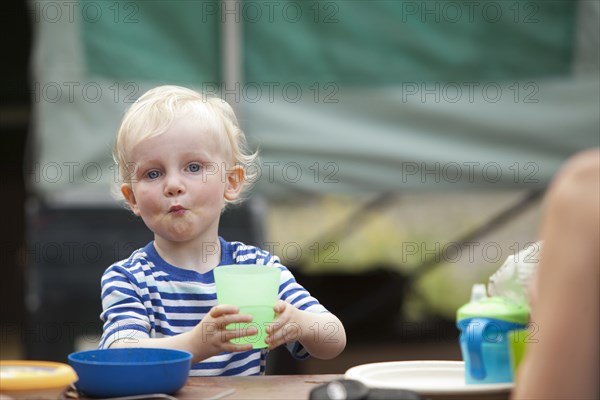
[1,1,598,374]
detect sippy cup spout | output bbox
[470,283,487,302]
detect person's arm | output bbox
[513,150,599,400]
[261,257,346,359]
[110,305,258,364]
[99,266,153,350]
[100,266,256,364]
[266,300,346,360]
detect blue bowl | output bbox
[68,348,192,398]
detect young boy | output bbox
[99,85,346,376]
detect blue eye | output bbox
[146,170,160,180]
[188,163,202,173]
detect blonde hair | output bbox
[113,85,259,206]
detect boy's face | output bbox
[120,118,243,246]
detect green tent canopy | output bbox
[29,0,599,203]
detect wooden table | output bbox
[175,375,342,399]
[174,374,511,400]
[73,374,510,400]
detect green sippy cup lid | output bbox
[457,296,529,324]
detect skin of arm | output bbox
[110,305,258,364]
[512,150,599,400]
[265,300,347,360]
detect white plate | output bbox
[345,360,513,396]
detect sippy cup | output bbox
[456,284,529,384]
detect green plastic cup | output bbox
[509,328,529,373]
[214,265,281,349]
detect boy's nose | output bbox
[164,175,185,197]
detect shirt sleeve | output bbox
[266,254,329,360]
[98,264,151,349]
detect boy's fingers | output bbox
[222,327,258,341]
[266,334,283,350]
[273,300,286,313]
[218,313,253,327]
[223,342,254,353]
[210,304,240,317]
[266,320,282,334]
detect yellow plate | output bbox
[0,360,77,391]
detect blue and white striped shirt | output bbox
[99,237,328,376]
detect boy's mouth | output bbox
[169,205,185,213]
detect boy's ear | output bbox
[121,184,141,216]
[224,165,245,201]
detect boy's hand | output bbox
[191,304,257,359]
[265,300,305,349]
[265,300,346,359]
